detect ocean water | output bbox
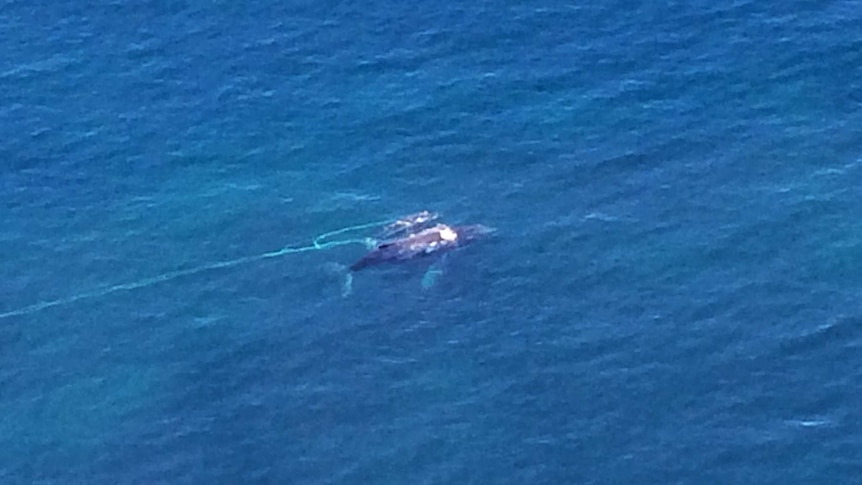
[2,0,861,483]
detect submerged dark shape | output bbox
[350,222,494,271]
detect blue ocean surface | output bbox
[2,0,861,483]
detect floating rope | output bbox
[0,217,394,320]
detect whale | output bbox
[349,223,494,271]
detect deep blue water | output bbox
[2,0,861,483]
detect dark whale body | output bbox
[349,223,493,271]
